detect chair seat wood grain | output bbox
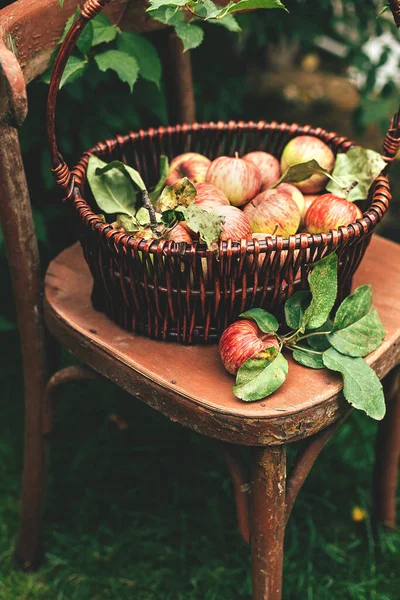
[44,235,400,446]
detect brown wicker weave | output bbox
[47,0,400,344]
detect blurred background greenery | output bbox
[0,0,399,598]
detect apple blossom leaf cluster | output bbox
[231,252,386,420]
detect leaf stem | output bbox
[281,329,301,343]
[185,4,204,19]
[297,331,331,341]
[289,344,324,355]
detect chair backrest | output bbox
[0,0,195,403]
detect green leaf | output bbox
[77,21,94,55]
[60,8,81,43]
[149,156,169,204]
[59,0,64,7]
[328,306,385,358]
[135,208,151,227]
[197,0,222,19]
[117,32,162,88]
[161,208,186,227]
[221,0,287,16]
[147,6,179,24]
[147,0,188,9]
[87,156,137,217]
[158,177,196,211]
[135,207,162,227]
[92,13,118,46]
[116,214,139,232]
[326,148,387,202]
[233,351,288,401]
[208,14,242,32]
[284,291,311,330]
[154,9,204,52]
[302,253,338,331]
[292,346,325,369]
[323,348,385,420]
[96,160,146,192]
[184,204,225,249]
[60,56,87,88]
[333,284,373,331]
[94,50,139,92]
[306,321,333,351]
[239,308,279,333]
[174,20,204,52]
[274,159,333,188]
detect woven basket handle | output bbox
[48,0,400,194]
[47,0,111,195]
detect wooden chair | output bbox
[0,1,399,598]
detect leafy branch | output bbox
[233,253,386,420]
[49,8,162,91]
[147,0,288,51]
[87,156,225,247]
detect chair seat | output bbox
[44,235,400,446]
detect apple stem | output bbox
[235,151,239,159]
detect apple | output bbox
[193,182,230,209]
[166,223,193,243]
[243,151,280,191]
[243,190,301,236]
[303,194,319,215]
[166,152,211,186]
[276,183,305,214]
[280,135,335,193]
[206,154,261,207]
[300,194,320,226]
[208,205,253,241]
[304,193,363,234]
[219,319,280,375]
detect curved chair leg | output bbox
[0,123,50,569]
[373,365,400,531]
[219,443,250,544]
[250,446,286,600]
[17,365,100,569]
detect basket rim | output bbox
[71,119,391,257]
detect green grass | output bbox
[0,334,398,599]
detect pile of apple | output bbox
[164,135,362,243]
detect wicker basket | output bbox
[47,0,399,344]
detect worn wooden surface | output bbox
[250,446,286,600]
[0,123,50,568]
[44,235,400,446]
[373,366,400,530]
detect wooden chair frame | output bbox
[0,1,399,598]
